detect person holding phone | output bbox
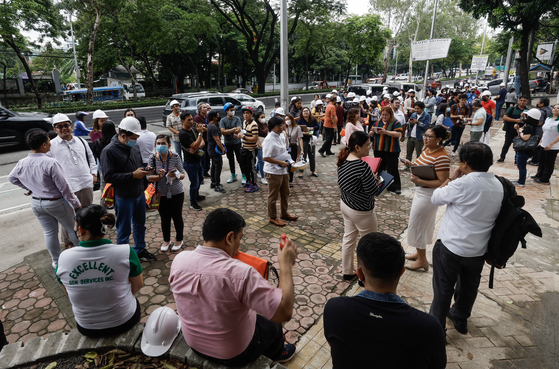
[401,126,450,271]
[443,94,470,156]
[369,106,404,194]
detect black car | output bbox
[161,92,243,125]
[0,107,53,147]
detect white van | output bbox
[122,83,146,100]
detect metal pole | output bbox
[280,0,289,111]
[273,64,276,91]
[503,36,514,87]
[422,0,439,99]
[475,18,488,85]
[394,47,398,76]
[69,13,80,86]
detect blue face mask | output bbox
[156,145,168,154]
[446,108,451,113]
[125,139,137,147]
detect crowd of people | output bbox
[4,82,558,368]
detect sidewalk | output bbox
[1,128,558,368]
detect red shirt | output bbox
[481,100,496,116]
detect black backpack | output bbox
[484,176,542,288]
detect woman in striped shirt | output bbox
[402,126,451,271]
[337,131,379,281]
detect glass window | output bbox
[209,97,224,106]
[224,97,240,105]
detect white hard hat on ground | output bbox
[141,307,181,357]
[52,113,71,126]
[118,117,143,135]
[526,108,542,121]
[92,109,109,120]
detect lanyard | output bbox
[157,152,172,174]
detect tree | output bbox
[458,0,559,98]
[0,0,65,108]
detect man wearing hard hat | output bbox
[100,117,156,261]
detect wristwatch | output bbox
[198,133,202,137]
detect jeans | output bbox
[319,127,335,154]
[210,154,223,186]
[301,139,316,173]
[240,148,257,185]
[256,148,265,177]
[499,129,517,161]
[158,192,184,242]
[31,198,80,264]
[61,187,94,245]
[535,149,559,182]
[443,125,465,153]
[225,143,242,175]
[184,161,203,205]
[516,151,529,184]
[429,240,485,330]
[406,137,424,161]
[495,101,505,120]
[114,194,146,253]
[173,141,183,160]
[192,315,284,367]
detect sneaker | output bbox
[190,203,202,211]
[451,151,456,157]
[138,249,156,262]
[527,160,538,166]
[241,174,247,184]
[160,242,170,252]
[274,344,296,364]
[215,185,226,193]
[261,177,268,184]
[52,261,57,270]
[227,174,237,183]
[511,180,525,187]
[244,184,259,193]
[197,195,206,201]
[243,181,251,188]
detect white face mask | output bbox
[227,110,234,117]
[286,121,291,126]
[259,118,266,123]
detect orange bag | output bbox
[233,251,270,279]
[340,128,345,137]
[101,183,115,209]
[144,183,161,210]
[363,116,370,126]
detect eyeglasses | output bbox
[55,124,71,129]
[423,135,435,139]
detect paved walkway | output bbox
[1,126,558,368]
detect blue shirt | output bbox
[407,110,430,139]
[73,120,91,136]
[496,88,507,103]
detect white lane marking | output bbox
[0,203,31,213]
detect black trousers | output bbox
[301,139,316,173]
[225,142,242,175]
[202,144,211,175]
[374,150,401,191]
[0,319,7,351]
[77,298,141,338]
[535,148,559,182]
[319,127,335,155]
[192,315,284,367]
[240,148,257,185]
[429,240,485,330]
[210,154,223,186]
[499,129,517,161]
[289,144,298,182]
[158,192,184,242]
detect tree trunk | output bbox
[518,22,533,100]
[206,45,212,89]
[140,53,162,95]
[257,68,267,94]
[4,37,42,108]
[86,0,102,105]
[305,51,309,90]
[1,62,7,105]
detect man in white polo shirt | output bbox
[49,113,97,248]
[429,142,503,337]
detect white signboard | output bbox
[471,55,489,71]
[536,43,554,61]
[411,38,452,61]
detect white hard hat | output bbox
[141,307,181,357]
[372,96,378,101]
[118,117,143,135]
[275,107,285,116]
[92,109,108,120]
[359,96,366,102]
[315,100,323,106]
[366,90,372,95]
[169,100,180,107]
[291,96,297,101]
[482,90,491,97]
[408,89,415,93]
[393,91,400,97]
[526,108,542,121]
[353,97,359,103]
[331,89,338,93]
[348,92,356,98]
[336,96,341,103]
[499,83,505,87]
[326,93,332,99]
[52,113,71,126]
[384,94,391,99]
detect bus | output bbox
[63,86,125,103]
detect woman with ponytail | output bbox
[337,131,379,282]
[56,204,143,337]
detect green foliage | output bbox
[11,97,169,114]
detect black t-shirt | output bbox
[324,295,447,369]
[179,128,202,164]
[206,122,221,153]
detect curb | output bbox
[0,323,288,369]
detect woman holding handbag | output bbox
[512,109,541,187]
[147,134,186,252]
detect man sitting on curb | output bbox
[169,208,298,366]
[324,232,446,368]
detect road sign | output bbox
[411,39,452,61]
[471,55,489,71]
[536,43,554,61]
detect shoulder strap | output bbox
[78,137,92,167]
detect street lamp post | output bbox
[422,0,439,99]
[280,0,289,111]
[68,13,80,86]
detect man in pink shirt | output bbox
[169,208,298,366]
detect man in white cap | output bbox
[166,100,183,160]
[9,130,81,269]
[100,117,156,261]
[49,113,97,248]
